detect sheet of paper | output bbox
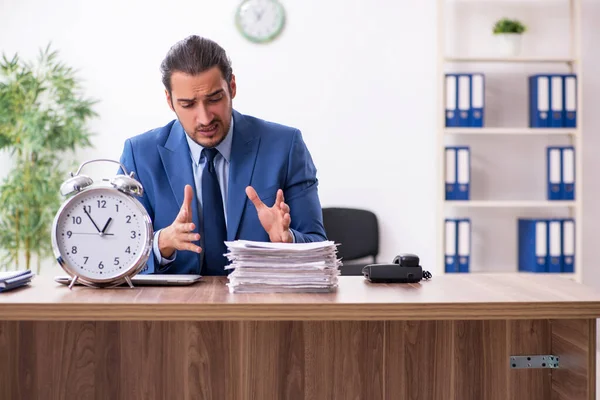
[225,240,337,251]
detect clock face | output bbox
[235,0,285,43]
[52,187,152,282]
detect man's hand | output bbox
[246,186,293,243]
[158,184,202,258]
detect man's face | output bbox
[166,66,236,148]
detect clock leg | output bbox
[124,276,134,289]
[68,276,79,290]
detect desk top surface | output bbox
[1,274,600,321]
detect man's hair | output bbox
[160,35,233,94]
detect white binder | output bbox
[445,219,457,272]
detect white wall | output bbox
[0,0,438,275]
[580,0,600,290]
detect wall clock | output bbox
[235,0,286,44]
[51,159,153,289]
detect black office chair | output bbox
[322,207,379,276]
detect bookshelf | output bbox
[436,0,583,282]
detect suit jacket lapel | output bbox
[227,110,260,241]
[157,121,200,236]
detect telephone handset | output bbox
[362,253,432,283]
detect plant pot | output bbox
[494,33,523,57]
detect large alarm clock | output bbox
[235,0,286,44]
[51,159,153,289]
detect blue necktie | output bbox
[201,148,228,275]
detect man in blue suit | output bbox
[119,35,327,275]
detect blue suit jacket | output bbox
[119,109,327,274]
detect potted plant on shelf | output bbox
[0,44,97,272]
[493,17,527,57]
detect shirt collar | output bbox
[185,116,234,166]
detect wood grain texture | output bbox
[3,274,600,321]
[95,322,120,399]
[385,321,453,399]
[0,321,385,400]
[10,322,98,399]
[509,320,552,400]
[452,320,510,400]
[242,321,305,400]
[0,319,595,400]
[454,320,485,399]
[551,319,596,400]
[304,321,383,400]
[481,321,510,400]
[115,321,243,400]
[0,321,17,399]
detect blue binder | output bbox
[547,219,562,273]
[529,75,550,128]
[445,147,457,200]
[444,219,458,272]
[563,74,577,128]
[457,74,471,127]
[455,146,470,201]
[550,75,563,128]
[561,218,575,273]
[457,218,471,273]
[470,73,485,127]
[445,74,459,127]
[546,146,562,200]
[561,146,575,200]
[518,218,548,272]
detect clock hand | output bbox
[83,208,102,233]
[253,7,265,21]
[101,217,113,235]
[71,232,115,236]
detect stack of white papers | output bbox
[0,270,34,293]
[224,240,340,293]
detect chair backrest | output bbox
[322,207,379,262]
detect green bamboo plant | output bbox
[0,44,97,272]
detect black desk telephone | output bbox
[362,254,432,283]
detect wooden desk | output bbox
[0,274,599,400]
